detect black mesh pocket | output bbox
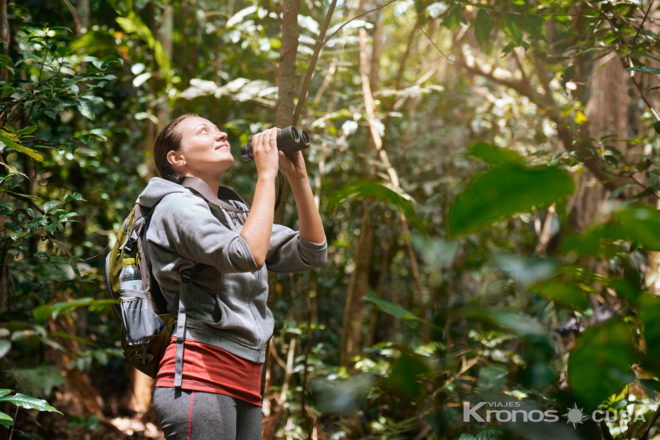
[119,288,166,346]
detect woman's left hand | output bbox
[278,150,309,182]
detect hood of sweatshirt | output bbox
[137,177,188,209]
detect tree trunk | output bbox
[263,3,299,438]
[0,0,8,82]
[339,8,383,366]
[569,52,630,230]
[126,2,174,415]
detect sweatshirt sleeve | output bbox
[148,192,259,273]
[266,224,327,273]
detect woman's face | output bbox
[170,116,234,179]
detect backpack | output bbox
[105,178,246,380]
[104,201,183,378]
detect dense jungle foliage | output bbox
[1,0,660,439]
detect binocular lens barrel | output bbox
[240,126,309,161]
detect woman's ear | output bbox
[166,150,186,169]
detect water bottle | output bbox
[119,257,142,291]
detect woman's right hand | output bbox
[250,128,280,180]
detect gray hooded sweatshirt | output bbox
[137,177,327,363]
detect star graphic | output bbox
[563,403,585,428]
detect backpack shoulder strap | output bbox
[181,177,244,213]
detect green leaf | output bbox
[17,126,37,136]
[366,292,428,325]
[612,203,660,250]
[43,200,62,213]
[7,366,66,396]
[640,294,660,363]
[0,411,13,428]
[468,142,525,166]
[492,254,557,286]
[447,164,575,237]
[567,319,636,409]
[0,389,12,398]
[327,180,419,227]
[311,374,375,414]
[474,10,492,52]
[387,352,431,398]
[116,12,172,81]
[0,129,44,162]
[76,98,95,120]
[462,308,548,338]
[442,6,463,30]
[33,298,117,324]
[626,66,660,74]
[523,14,544,40]
[0,340,10,360]
[478,365,508,390]
[532,280,588,310]
[0,393,62,414]
[654,121,660,134]
[504,14,523,46]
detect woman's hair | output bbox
[153,113,198,182]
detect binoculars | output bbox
[240,126,310,161]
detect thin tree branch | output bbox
[292,0,337,126]
[639,404,660,440]
[419,23,451,62]
[62,0,82,36]
[631,0,655,48]
[322,0,398,47]
[585,0,660,121]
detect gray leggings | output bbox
[153,387,262,440]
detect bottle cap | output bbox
[122,257,136,265]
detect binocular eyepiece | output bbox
[240,126,310,161]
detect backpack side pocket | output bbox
[119,288,166,346]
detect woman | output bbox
[137,114,327,439]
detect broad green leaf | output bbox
[467,142,525,166]
[567,319,636,409]
[654,121,660,134]
[0,130,44,162]
[523,14,544,40]
[478,365,508,390]
[462,308,548,338]
[76,98,95,120]
[0,340,10,360]
[0,389,12,398]
[387,352,431,398]
[613,203,660,250]
[627,66,660,74]
[0,411,12,428]
[116,12,172,81]
[533,280,588,310]
[639,294,660,363]
[17,126,37,136]
[492,253,557,286]
[366,292,428,325]
[442,6,463,30]
[504,14,523,45]
[447,164,575,237]
[474,10,492,52]
[43,200,62,213]
[33,298,117,324]
[311,374,375,414]
[327,180,418,227]
[7,366,66,396]
[0,393,62,414]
